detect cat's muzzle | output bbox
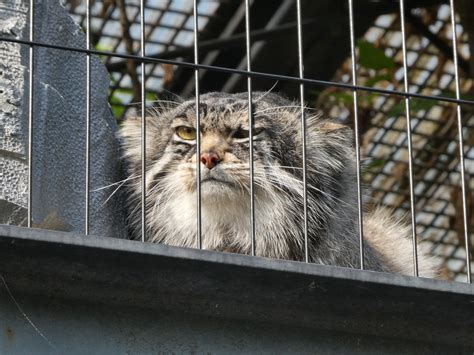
[199,166,237,192]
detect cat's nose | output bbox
[200,151,221,170]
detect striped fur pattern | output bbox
[119,92,437,277]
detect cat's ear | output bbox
[307,113,350,135]
[318,120,354,146]
[117,116,144,163]
[319,121,352,136]
[319,121,347,132]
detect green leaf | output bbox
[365,73,392,87]
[109,92,126,118]
[387,102,405,117]
[114,88,133,96]
[410,99,438,111]
[95,43,113,52]
[439,90,474,101]
[440,91,456,99]
[358,40,395,70]
[111,104,125,118]
[360,92,377,104]
[146,92,157,102]
[365,158,385,170]
[328,92,354,105]
[388,99,437,117]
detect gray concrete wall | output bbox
[0,0,126,237]
[1,225,473,354]
[0,292,458,355]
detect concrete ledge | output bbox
[0,225,473,352]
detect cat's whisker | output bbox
[99,173,143,208]
[148,99,182,106]
[254,105,301,116]
[149,183,180,219]
[254,105,320,116]
[100,183,124,208]
[254,82,279,103]
[158,89,185,104]
[93,174,141,192]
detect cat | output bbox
[119,92,437,277]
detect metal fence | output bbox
[1,0,472,283]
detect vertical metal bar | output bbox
[85,0,91,235]
[348,0,364,270]
[27,0,34,228]
[449,0,471,283]
[140,0,146,242]
[296,0,309,262]
[399,0,419,277]
[194,0,202,249]
[245,0,256,256]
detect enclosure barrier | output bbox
[0,0,474,352]
[0,0,472,279]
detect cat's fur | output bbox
[119,92,437,277]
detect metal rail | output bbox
[449,0,472,283]
[27,0,34,228]
[140,0,146,242]
[85,0,91,235]
[194,0,202,249]
[296,0,309,262]
[1,36,473,106]
[400,0,419,276]
[245,0,257,256]
[348,0,365,269]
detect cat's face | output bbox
[121,93,304,201]
[120,92,354,248]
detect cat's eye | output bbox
[232,128,249,139]
[175,126,196,140]
[231,127,263,139]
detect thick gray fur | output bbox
[120,92,437,277]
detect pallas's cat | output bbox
[120,92,436,277]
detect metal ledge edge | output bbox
[0,225,473,347]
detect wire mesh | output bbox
[66,1,219,119]
[321,5,473,281]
